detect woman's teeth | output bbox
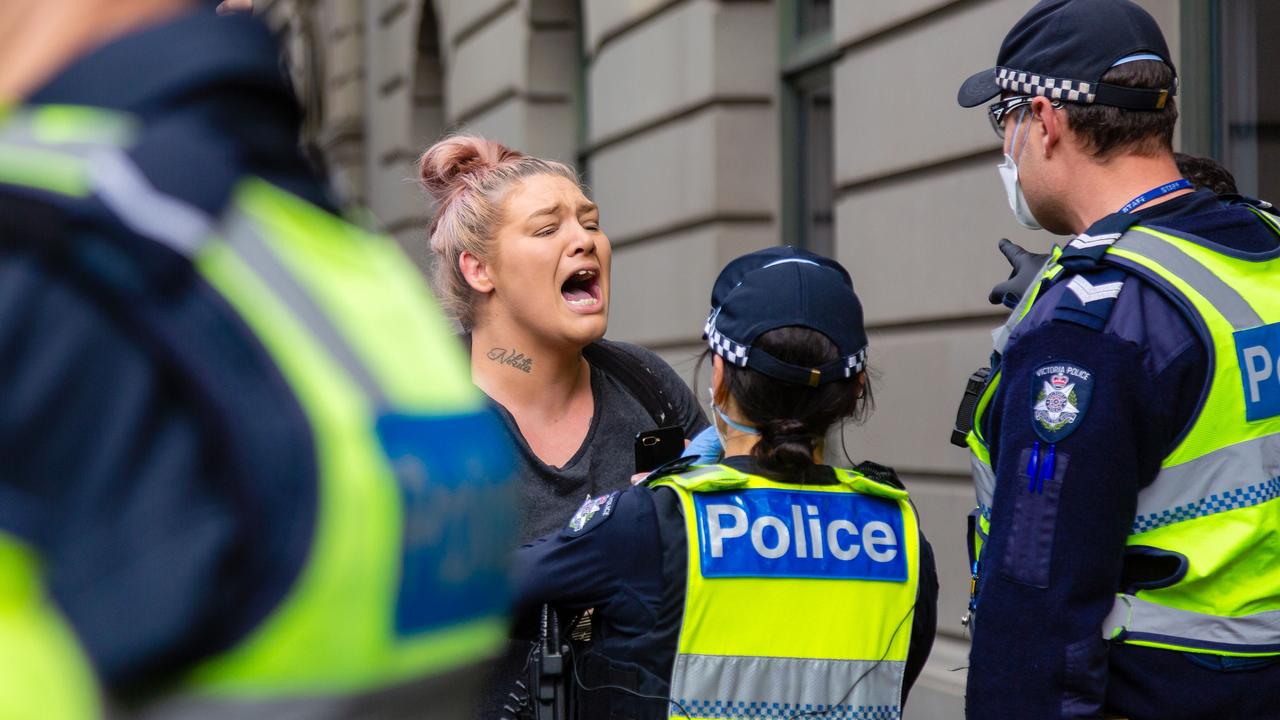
[562,269,600,306]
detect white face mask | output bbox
[997,111,1042,230]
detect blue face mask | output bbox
[708,386,759,449]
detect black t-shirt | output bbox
[492,339,709,543]
[475,339,708,719]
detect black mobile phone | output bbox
[634,425,685,474]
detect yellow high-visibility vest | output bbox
[967,218,1280,656]
[651,463,920,719]
[0,533,100,720]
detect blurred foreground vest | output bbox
[0,533,100,720]
[0,104,518,717]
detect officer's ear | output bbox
[711,354,728,405]
[1032,96,1063,158]
[459,251,495,294]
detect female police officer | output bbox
[511,247,938,719]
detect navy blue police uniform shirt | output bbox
[967,189,1280,720]
[0,9,336,696]
[511,455,940,708]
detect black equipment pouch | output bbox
[950,367,991,448]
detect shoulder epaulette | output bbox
[853,460,905,490]
[1048,266,1129,332]
[1057,212,1142,272]
[641,455,698,485]
[645,462,750,492]
[1042,212,1145,332]
[1223,193,1278,216]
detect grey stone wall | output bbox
[585,0,779,366]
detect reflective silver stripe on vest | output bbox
[88,149,212,255]
[0,125,209,254]
[1132,435,1280,533]
[223,210,389,407]
[972,454,995,511]
[668,653,903,719]
[0,109,134,152]
[1104,594,1280,654]
[1112,228,1264,330]
[0,112,389,405]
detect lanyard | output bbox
[1119,178,1193,214]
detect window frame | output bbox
[778,0,840,254]
[1178,0,1221,158]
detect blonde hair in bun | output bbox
[419,135,580,330]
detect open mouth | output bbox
[561,268,602,308]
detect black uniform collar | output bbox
[1131,188,1223,224]
[28,9,287,120]
[26,8,332,217]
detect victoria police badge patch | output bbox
[1031,361,1094,443]
[565,492,620,536]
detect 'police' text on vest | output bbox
[1237,322,1280,422]
[693,489,908,582]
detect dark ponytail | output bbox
[756,418,821,475]
[718,326,873,476]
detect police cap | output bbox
[957,0,1176,110]
[703,247,867,387]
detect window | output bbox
[1218,0,1280,199]
[1181,0,1280,200]
[780,0,837,256]
[796,0,832,38]
[412,2,445,150]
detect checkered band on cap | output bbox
[996,67,1097,104]
[844,347,868,378]
[705,316,750,367]
[706,312,870,381]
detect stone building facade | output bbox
[257,1,1278,716]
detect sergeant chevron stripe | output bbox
[1066,275,1124,304]
[1068,232,1122,249]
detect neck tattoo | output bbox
[488,347,533,374]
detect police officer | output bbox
[512,247,938,719]
[0,1,516,717]
[955,1,1280,717]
